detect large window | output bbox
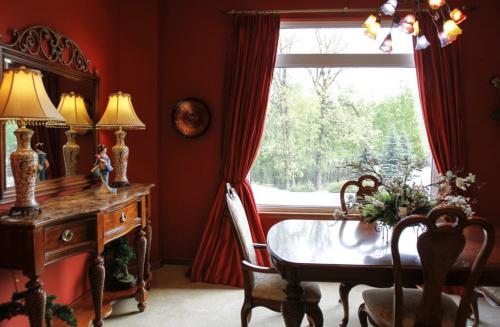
[250,23,432,210]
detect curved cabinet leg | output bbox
[89,255,105,327]
[281,280,305,327]
[339,282,355,327]
[135,229,147,312]
[25,277,46,327]
[144,223,152,290]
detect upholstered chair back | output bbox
[225,184,258,284]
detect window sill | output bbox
[257,204,337,219]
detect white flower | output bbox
[455,177,467,190]
[465,173,476,183]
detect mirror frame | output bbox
[0,26,99,204]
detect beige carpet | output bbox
[105,265,499,326]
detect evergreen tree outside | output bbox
[381,132,400,178]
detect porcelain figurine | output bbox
[35,143,50,181]
[92,144,116,194]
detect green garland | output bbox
[0,291,76,326]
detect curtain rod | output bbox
[224,8,416,15]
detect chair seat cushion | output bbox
[362,287,458,327]
[252,272,321,303]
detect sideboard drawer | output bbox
[44,218,96,262]
[102,200,141,242]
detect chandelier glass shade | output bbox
[363,0,467,53]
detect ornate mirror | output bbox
[0,26,99,203]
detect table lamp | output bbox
[57,92,94,176]
[96,92,145,187]
[0,66,65,215]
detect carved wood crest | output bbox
[0,25,94,74]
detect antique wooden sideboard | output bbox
[0,183,154,327]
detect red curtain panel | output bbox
[414,15,464,174]
[190,14,280,287]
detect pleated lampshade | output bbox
[57,92,94,129]
[0,67,65,125]
[96,92,145,129]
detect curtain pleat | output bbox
[414,16,464,174]
[190,14,280,287]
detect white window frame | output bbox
[256,21,417,215]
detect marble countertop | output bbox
[0,183,154,227]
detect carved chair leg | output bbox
[339,283,355,327]
[358,303,369,327]
[305,303,324,327]
[25,277,46,327]
[281,280,306,327]
[241,302,252,327]
[135,229,147,312]
[144,222,152,290]
[89,255,105,327]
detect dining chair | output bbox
[225,183,323,327]
[338,174,382,326]
[358,206,495,327]
[340,175,381,213]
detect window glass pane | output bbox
[279,28,414,54]
[250,66,431,207]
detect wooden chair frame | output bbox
[225,184,323,327]
[338,175,381,325]
[340,175,381,213]
[358,206,495,327]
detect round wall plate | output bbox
[172,97,211,138]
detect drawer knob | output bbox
[61,229,74,242]
[120,212,128,222]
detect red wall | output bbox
[460,0,500,222]
[117,0,161,266]
[159,0,500,262]
[0,0,163,321]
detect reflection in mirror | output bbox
[5,121,16,187]
[3,58,96,185]
[57,92,94,176]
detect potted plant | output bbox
[103,236,137,291]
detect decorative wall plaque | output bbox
[172,98,211,138]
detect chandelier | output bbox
[363,0,467,53]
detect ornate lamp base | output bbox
[10,126,41,216]
[63,128,80,176]
[112,181,130,187]
[10,205,41,216]
[112,129,130,188]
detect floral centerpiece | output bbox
[345,156,477,229]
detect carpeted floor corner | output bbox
[105,265,499,326]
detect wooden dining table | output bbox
[266,219,500,327]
